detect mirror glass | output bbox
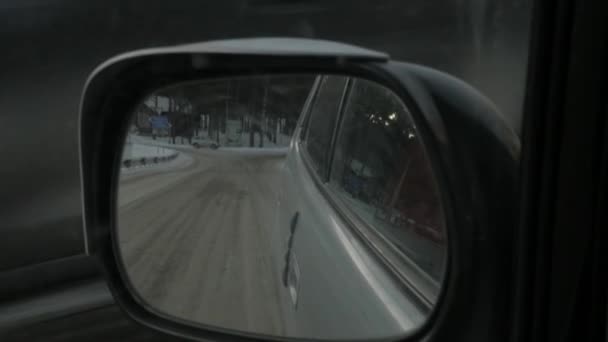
[117,74,446,340]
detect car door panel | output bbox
[276,77,427,339]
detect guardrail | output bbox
[121,152,179,168]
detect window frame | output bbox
[297,77,321,143]
[300,75,351,181]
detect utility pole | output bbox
[216,112,220,144]
[260,77,268,148]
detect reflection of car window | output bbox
[304,76,347,177]
[329,79,445,280]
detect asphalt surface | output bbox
[117,147,288,336]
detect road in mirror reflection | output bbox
[117,75,446,340]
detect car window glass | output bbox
[304,76,347,176]
[329,79,446,281]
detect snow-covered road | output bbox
[117,147,289,335]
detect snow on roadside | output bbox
[122,143,175,160]
[128,132,294,150]
[220,146,288,156]
[120,139,188,175]
[127,134,195,150]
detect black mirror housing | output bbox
[80,38,519,342]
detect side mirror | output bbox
[80,38,519,341]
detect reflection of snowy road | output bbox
[117,147,288,335]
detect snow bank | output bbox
[220,147,288,156]
[127,135,195,150]
[122,143,175,160]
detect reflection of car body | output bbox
[274,75,446,338]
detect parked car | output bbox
[191,137,220,149]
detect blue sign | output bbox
[149,115,170,129]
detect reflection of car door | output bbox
[289,76,346,293]
[278,76,428,339]
[273,76,320,333]
[280,75,354,337]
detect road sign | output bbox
[149,115,170,129]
